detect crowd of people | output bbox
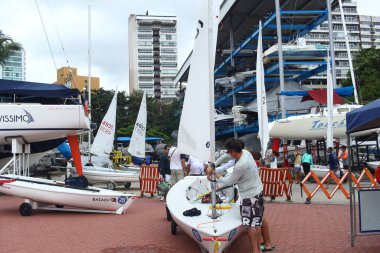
[157,139,351,252]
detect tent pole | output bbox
[347,134,355,247]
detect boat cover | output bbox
[346,98,380,134]
[301,89,344,105]
[0,79,80,99]
[280,86,354,97]
[242,82,317,114]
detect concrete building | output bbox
[56,67,100,91]
[303,0,380,85]
[128,13,178,99]
[359,15,380,49]
[1,50,25,81]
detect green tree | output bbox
[0,30,22,66]
[89,89,180,143]
[344,48,380,103]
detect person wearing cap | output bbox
[294,146,302,184]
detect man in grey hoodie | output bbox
[207,139,269,253]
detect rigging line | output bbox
[35,0,57,70]
[46,0,70,67]
[45,0,79,90]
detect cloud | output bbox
[0,0,202,91]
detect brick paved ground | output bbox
[0,196,379,253]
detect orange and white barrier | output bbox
[259,168,293,199]
[301,168,379,202]
[140,165,160,197]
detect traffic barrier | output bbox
[140,165,161,197]
[260,168,293,200]
[301,168,378,203]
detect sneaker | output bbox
[159,196,165,201]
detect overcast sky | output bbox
[0,0,378,92]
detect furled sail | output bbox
[256,21,270,157]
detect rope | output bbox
[46,0,70,67]
[35,0,57,70]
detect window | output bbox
[85,80,88,83]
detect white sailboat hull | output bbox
[0,104,89,144]
[310,165,329,178]
[82,166,140,184]
[269,113,348,140]
[167,176,243,253]
[366,161,380,170]
[0,175,136,213]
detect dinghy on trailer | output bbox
[0,124,136,216]
[0,174,136,216]
[166,1,244,252]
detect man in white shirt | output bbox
[168,146,186,185]
[187,156,206,176]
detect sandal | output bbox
[261,244,275,252]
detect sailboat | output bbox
[82,91,139,190]
[269,0,362,144]
[119,91,148,172]
[166,1,244,252]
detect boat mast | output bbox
[338,0,359,104]
[326,54,334,148]
[88,5,92,154]
[208,0,217,220]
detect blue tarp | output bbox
[346,98,380,134]
[280,86,354,97]
[117,137,163,142]
[57,142,72,159]
[0,79,80,99]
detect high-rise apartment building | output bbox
[303,0,380,85]
[128,13,178,99]
[1,50,25,81]
[359,15,380,49]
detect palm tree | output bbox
[0,30,22,66]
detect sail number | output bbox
[135,122,145,135]
[99,121,114,135]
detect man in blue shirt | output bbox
[326,147,340,189]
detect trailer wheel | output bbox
[166,205,172,221]
[171,219,177,235]
[124,182,132,189]
[19,203,32,216]
[107,182,116,190]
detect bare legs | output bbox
[261,217,273,249]
[295,172,300,184]
[247,227,262,253]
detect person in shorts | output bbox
[208,139,270,253]
[294,145,302,184]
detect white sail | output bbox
[90,91,117,157]
[326,56,334,148]
[128,91,147,158]
[256,21,270,157]
[177,0,220,162]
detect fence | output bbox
[260,168,293,200]
[140,165,161,197]
[301,168,379,203]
